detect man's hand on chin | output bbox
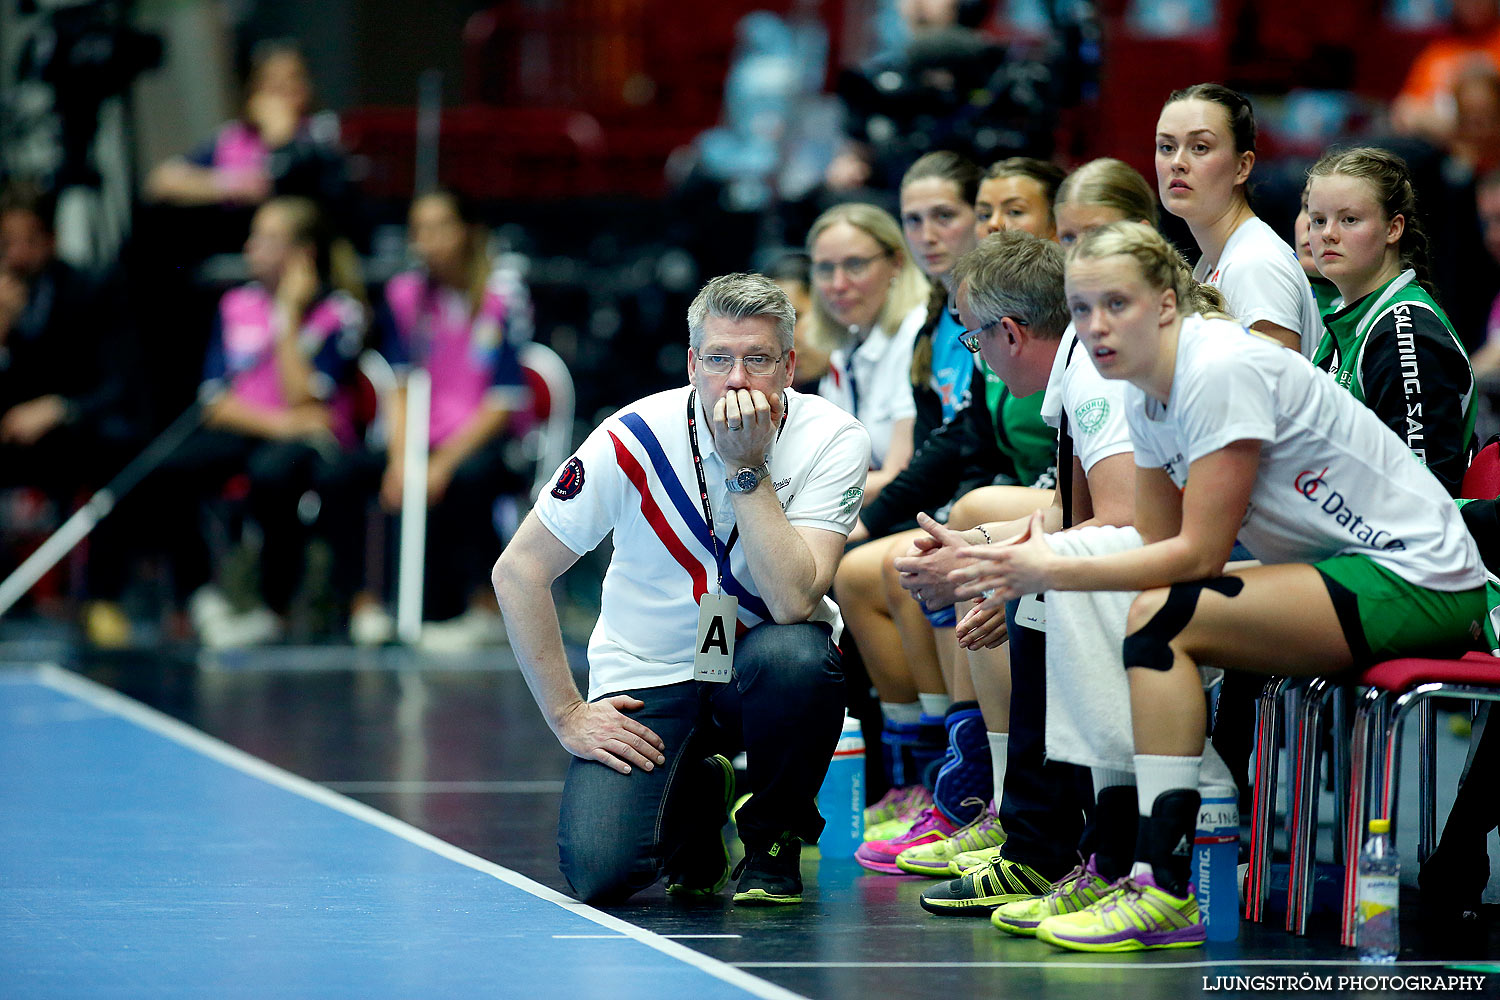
[713,388,781,469]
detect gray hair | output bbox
[951,230,1068,341]
[686,272,796,352]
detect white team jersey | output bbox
[1126,315,1483,592]
[818,303,924,468]
[535,385,871,699]
[1193,216,1322,358]
[1040,323,1134,474]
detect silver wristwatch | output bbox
[725,461,770,494]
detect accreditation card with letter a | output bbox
[693,592,737,683]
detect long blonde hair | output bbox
[1055,158,1159,230]
[805,202,930,353]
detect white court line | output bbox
[552,935,629,939]
[732,960,1498,971]
[321,780,565,794]
[553,934,743,941]
[25,664,805,1000]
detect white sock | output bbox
[1091,767,1135,796]
[918,692,952,718]
[1133,753,1202,816]
[987,732,1009,807]
[880,701,923,726]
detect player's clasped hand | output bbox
[555,695,668,775]
[955,602,1009,650]
[712,388,781,467]
[893,512,976,608]
[949,509,1056,607]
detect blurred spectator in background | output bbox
[1466,169,1500,382]
[1391,0,1500,146]
[823,0,1053,202]
[325,189,529,650]
[806,203,930,502]
[766,251,828,387]
[145,41,348,214]
[1449,64,1500,180]
[155,196,365,647]
[0,181,142,642]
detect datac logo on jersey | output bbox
[1294,467,1406,551]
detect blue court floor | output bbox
[0,665,796,1000]
[4,652,1500,1000]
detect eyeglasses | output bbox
[697,353,784,376]
[958,316,1029,353]
[811,253,889,282]
[958,319,998,353]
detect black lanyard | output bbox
[1059,336,1082,529]
[686,390,741,589]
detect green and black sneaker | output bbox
[732,832,803,906]
[665,754,735,897]
[918,853,1056,916]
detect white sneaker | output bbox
[418,607,508,653]
[349,603,395,647]
[199,606,283,649]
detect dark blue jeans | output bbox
[557,621,844,903]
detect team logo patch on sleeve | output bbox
[551,457,585,500]
[1074,397,1110,433]
[838,487,863,511]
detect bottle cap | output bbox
[1368,818,1391,834]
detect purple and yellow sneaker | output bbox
[991,854,1111,936]
[895,798,1006,877]
[1034,871,1206,952]
[854,806,957,874]
[863,784,931,840]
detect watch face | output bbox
[735,469,759,492]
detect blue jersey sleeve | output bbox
[376,300,412,371]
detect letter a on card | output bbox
[693,592,737,682]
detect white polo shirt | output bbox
[1194,216,1322,358]
[818,303,924,468]
[1126,314,1482,592]
[535,385,872,699]
[1039,323,1134,474]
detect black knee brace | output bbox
[1122,576,1244,671]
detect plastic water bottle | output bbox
[1193,786,1240,941]
[1357,818,1400,963]
[818,715,865,858]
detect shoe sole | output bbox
[919,892,1035,916]
[854,855,908,875]
[666,755,735,897]
[990,905,1046,936]
[991,917,1041,937]
[733,889,802,906]
[1035,925,1205,952]
[896,855,965,878]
